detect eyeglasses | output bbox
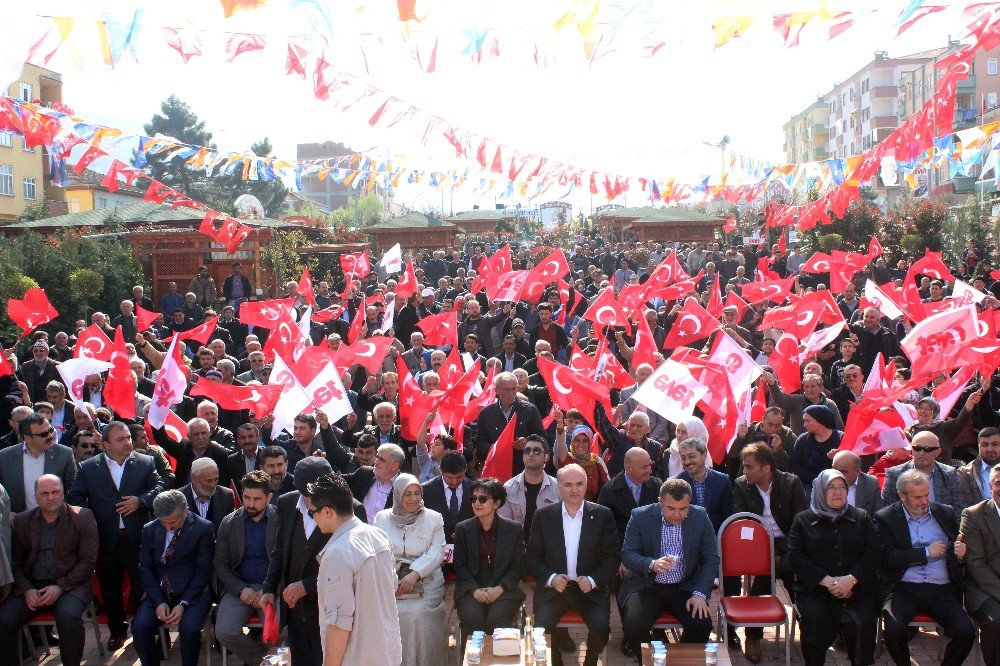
[912,446,940,453]
[523,447,546,456]
[76,443,95,449]
[27,428,55,438]
[471,495,491,504]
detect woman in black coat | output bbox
[453,477,526,642]
[787,469,879,665]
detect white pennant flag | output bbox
[380,243,403,274]
[148,335,186,429]
[631,358,708,425]
[379,304,394,334]
[269,355,311,435]
[303,362,353,423]
[57,357,113,402]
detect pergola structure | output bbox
[593,206,723,244]
[444,209,512,235]
[366,211,464,252]
[2,201,328,301]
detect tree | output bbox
[16,198,50,222]
[201,137,289,218]
[824,186,883,253]
[328,194,383,230]
[143,96,214,201]
[949,194,999,274]
[884,198,947,259]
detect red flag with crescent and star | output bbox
[662,297,721,349]
[7,288,58,339]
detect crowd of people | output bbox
[0,230,999,666]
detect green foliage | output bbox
[69,269,105,301]
[327,194,383,230]
[818,234,843,253]
[143,98,287,218]
[261,230,316,288]
[495,218,516,235]
[16,198,50,222]
[884,198,947,258]
[900,234,925,255]
[950,195,999,272]
[0,229,144,347]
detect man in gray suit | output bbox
[180,458,235,535]
[619,478,719,654]
[833,451,882,515]
[881,431,965,512]
[0,413,77,513]
[215,470,277,666]
[957,427,1000,507]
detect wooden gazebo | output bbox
[366,212,464,252]
[444,209,512,235]
[593,206,723,244]
[2,201,328,301]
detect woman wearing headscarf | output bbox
[790,404,843,489]
[373,474,448,666]
[664,416,712,478]
[787,469,879,665]
[554,423,609,500]
[905,391,981,462]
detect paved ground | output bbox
[23,582,976,665]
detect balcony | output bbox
[870,85,897,99]
[953,176,976,194]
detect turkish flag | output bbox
[840,403,909,456]
[481,413,517,483]
[189,377,283,419]
[757,256,780,281]
[630,311,659,371]
[437,361,483,426]
[705,274,723,318]
[828,251,868,294]
[178,316,219,346]
[645,251,687,291]
[74,324,114,361]
[148,335,187,428]
[472,247,512,294]
[800,252,833,274]
[217,217,252,254]
[340,252,371,278]
[297,268,316,306]
[0,345,13,378]
[438,345,465,390]
[662,298,721,349]
[775,228,788,256]
[396,357,445,440]
[741,276,796,305]
[463,365,497,425]
[104,326,137,419]
[582,286,629,330]
[346,296,366,344]
[770,333,802,393]
[933,365,978,418]
[536,356,611,430]
[800,321,847,358]
[901,304,980,374]
[261,307,303,363]
[395,260,418,299]
[724,216,737,233]
[592,333,635,389]
[487,270,529,303]
[239,298,297,329]
[311,306,344,323]
[724,291,750,320]
[695,362,739,464]
[416,310,458,347]
[750,378,768,422]
[519,249,570,303]
[135,304,161,332]
[910,249,954,282]
[867,236,883,260]
[348,335,395,374]
[7,288,58,338]
[659,271,702,302]
[617,283,649,321]
[57,357,113,402]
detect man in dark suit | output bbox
[0,474,98,666]
[674,438,733,531]
[327,434,404,524]
[214,470,277,666]
[131,489,215,666]
[228,423,263,494]
[960,462,1000,665]
[876,469,975,666]
[732,442,808,663]
[342,402,411,467]
[474,372,546,477]
[17,342,61,404]
[179,458,235,534]
[833,450,882,516]
[152,417,232,489]
[67,420,163,651]
[620,479,719,654]
[0,413,78,514]
[596,447,661,544]
[492,335,528,372]
[260,457,366,666]
[527,464,620,666]
[421,451,474,543]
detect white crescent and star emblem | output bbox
[796,310,815,326]
[83,337,106,356]
[678,314,702,337]
[355,342,376,357]
[595,306,616,325]
[551,368,573,395]
[543,260,562,277]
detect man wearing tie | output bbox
[131,490,215,666]
[420,451,474,544]
[596,447,662,545]
[527,464,620,666]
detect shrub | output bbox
[69,269,105,301]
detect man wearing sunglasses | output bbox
[881,432,967,513]
[70,429,98,466]
[499,435,559,540]
[0,413,77,513]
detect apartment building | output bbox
[782,96,829,164]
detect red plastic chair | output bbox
[20,576,105,664]
[876,611,946,660]
[220,611,265,666]
[717,512,790,666]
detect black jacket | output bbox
[453,516,526,602]
[875,501,964,596]
[787,505,879,594]
[473,400,546,475]
[421,476,474,544]
[151,426,233,489]
[595,473,662,544]
[732,470,808,544]
[180,482,236,534]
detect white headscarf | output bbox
[667,416,714,478]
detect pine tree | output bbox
[143,96,214,200]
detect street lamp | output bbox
[702,135,731,173]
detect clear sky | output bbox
[2,1,980,214]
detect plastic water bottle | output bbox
[274,647,290,666]
[652,646,667,666]
[705,642,719,664]
[467,642,481,664]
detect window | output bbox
[0,165,13,196]
[990,92,999,110]
[989,58,998,75]
[22,177,35,200]
[18,83,32,102]
[0,132,10,148]
[21,136,33,153]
